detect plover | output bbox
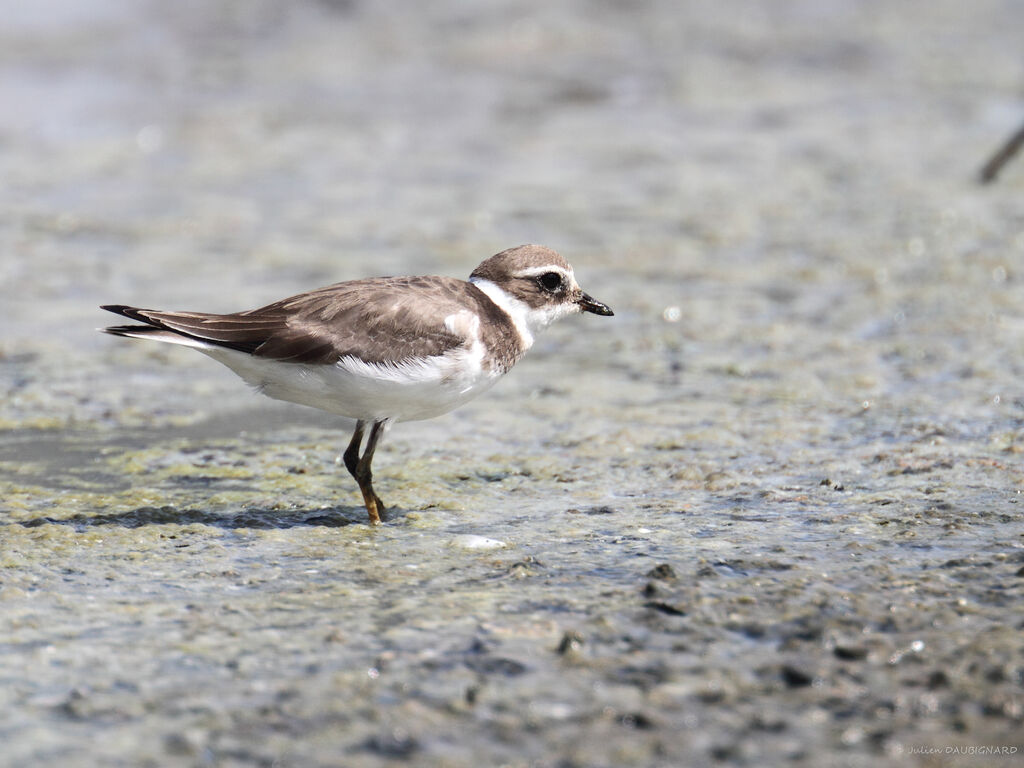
[101,244,613,524]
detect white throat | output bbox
[469,277,536,350]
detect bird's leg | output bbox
[343,419,379,523]
[354,419,389,525]
[343,420,366,478]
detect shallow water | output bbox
[2,1,1024,766]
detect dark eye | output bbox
[538,272,562,292]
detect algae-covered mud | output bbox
[2,1,1023,766]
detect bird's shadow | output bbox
[15,504,380,531]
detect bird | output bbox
[101,244,613,524]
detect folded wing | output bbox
[101,276,477,365]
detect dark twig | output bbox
[979,120,1024,184]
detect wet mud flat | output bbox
[3,0,1024,766]
[2,353,1022,767]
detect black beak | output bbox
[578,291,614,316]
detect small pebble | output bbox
[556,630,585,656]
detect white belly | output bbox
[201,345,503,423]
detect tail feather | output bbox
[100,322,216,350]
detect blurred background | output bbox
[3,0,1021,355]
[2,1,1023,766]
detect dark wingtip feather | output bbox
[101,304,149,322]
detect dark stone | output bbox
[984,665,1006,684]
[750,714,787,732]
[781,665,814,688]
[834,645,868,661]
[710,743,739,761]
[555,631,584,655]
[465,657,528,677]
[617,711,657,730]
[783,616,825,642]
[611,664,670,690]
[477,471,511,482]
[360,732,419,758]
[732,621,766,640]
[942,558,972,568]
[646,563,678,581]
[644,601,686,617]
